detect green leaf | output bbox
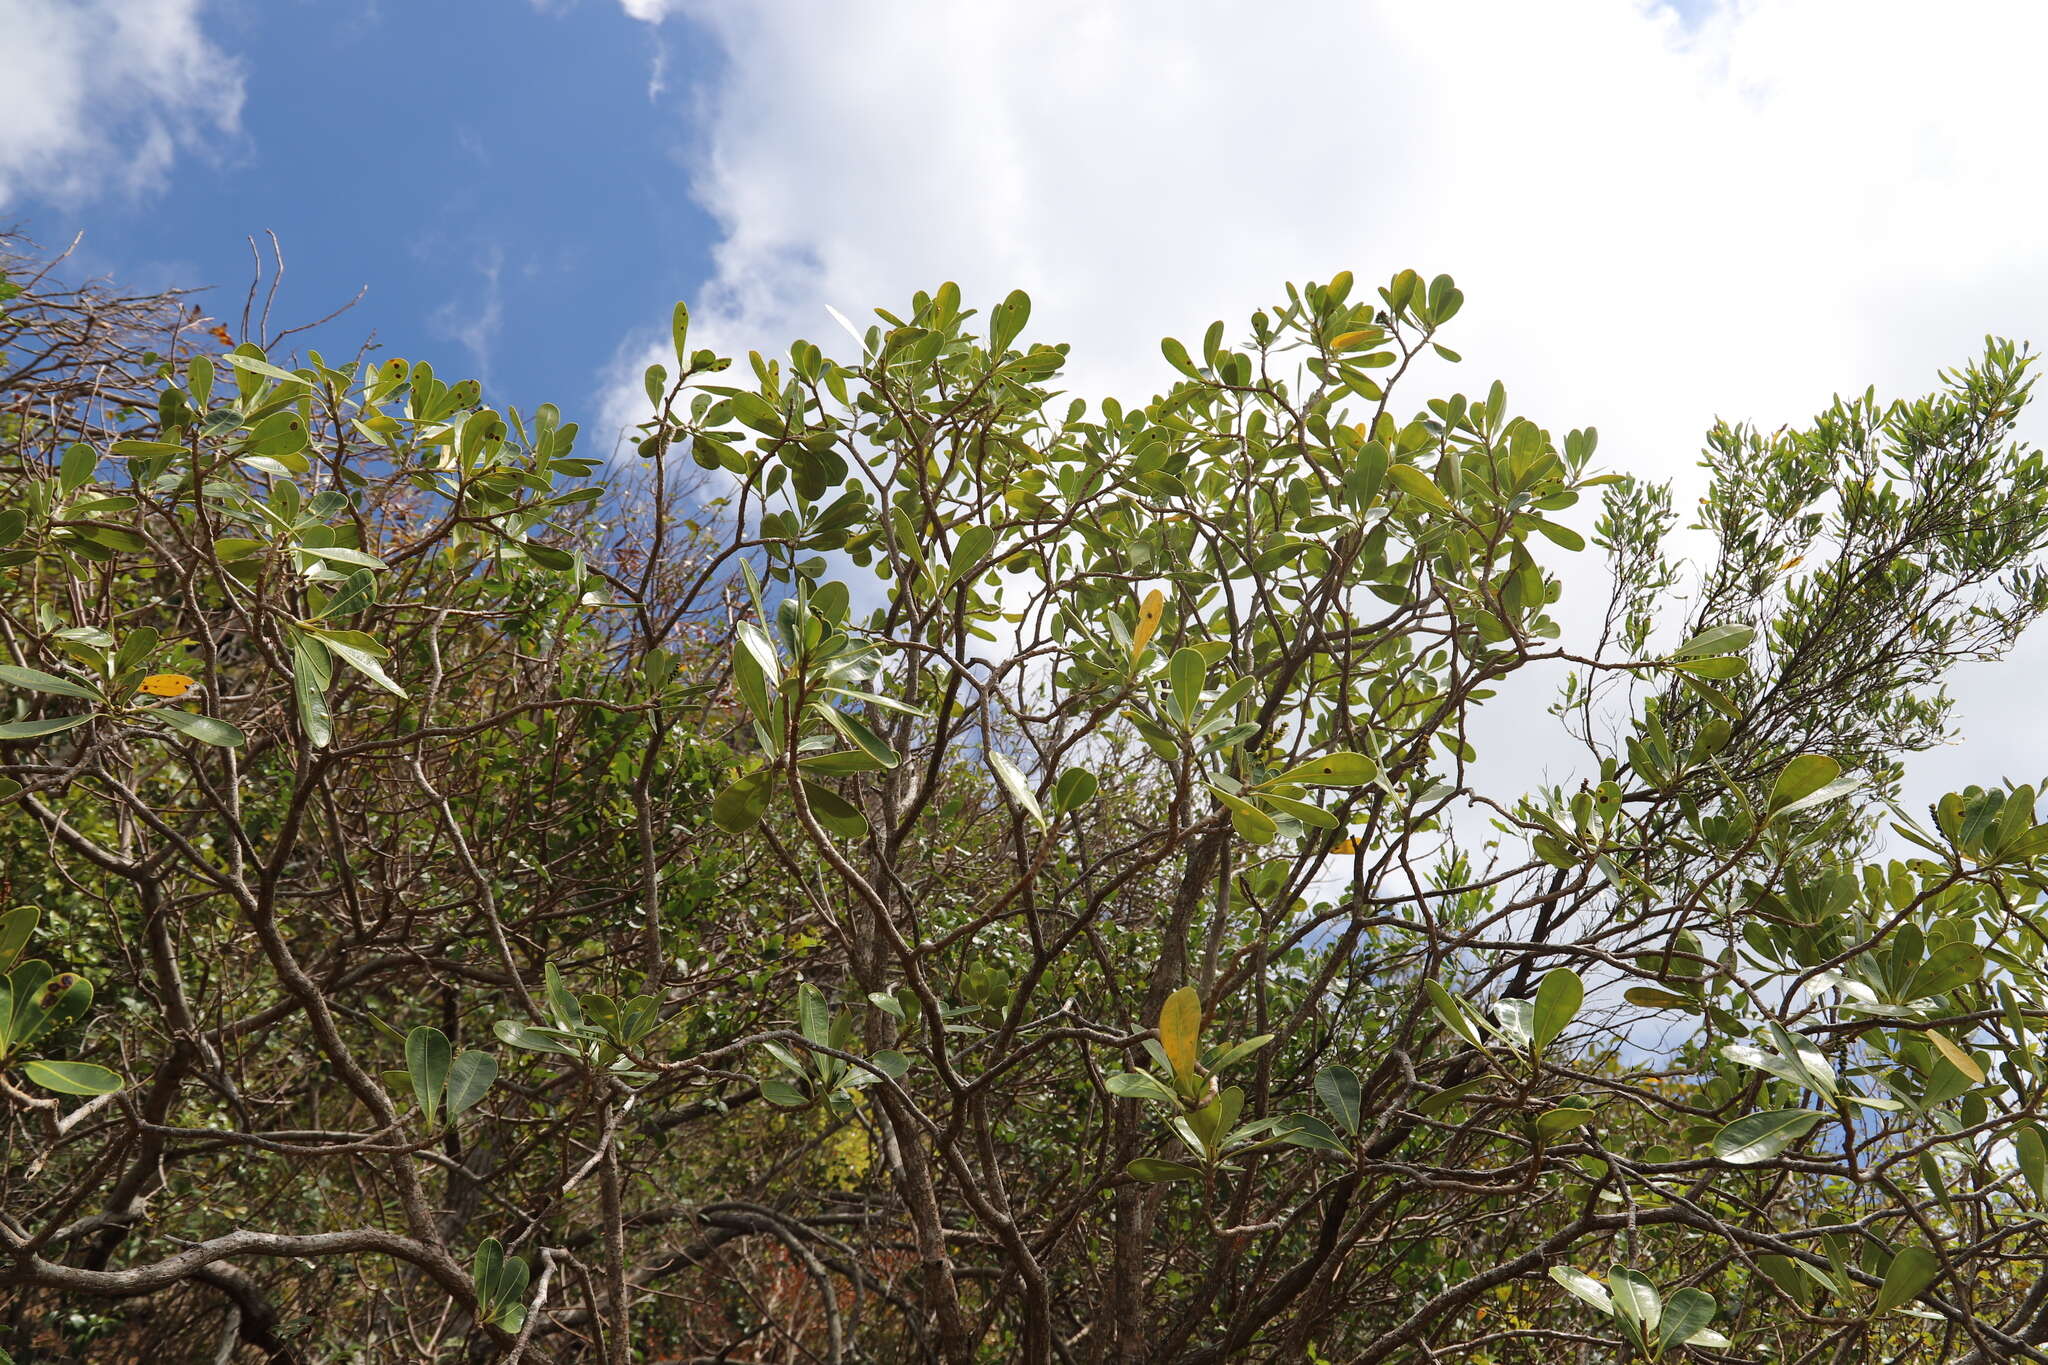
[1767,755,1842,814]
[1416,1077,1492,1116]
[817,705,898,769]
[472,1236,504,1301]
[1167,646,1205,723]
[1206,1034,1273,1075]
[406,1025,451,1128]
[1725,1024,1838,1101]
[987,750,1046,830]
[1424,980,1483,1047]
[1260,792,1339,828]
[1755,1254,1821,1309]
[1772,775,1863,821]
[21,1059,121,1096]
[1275,751,1378,787]
[1273,1114,1350,1153]
[0,665,100,700]
[0,713,93,739]
[990,289,1031,354]
[299,626,407,698]
[1671,655,1748,680]
[735,620,781,678]
[1052,766,1098,814]
[1623,986,1699,1010]
[475,1239,528,1328]
[1105,1070,1179,1105]
[1125,1157,1203,1183]
[1489,998,1536,1050]
[1906,942,1984,1001]
[7,964,87,1054]
[492,1019,575,1055]
[446,1050,497,1117]
[1220,802,1269,843]
[315,568,377,620]
[154,709,246,748]
[300,545,388,570]
[942,523,996,591]
[1608,1265,1661,1339]
[292,635,333,748]
[1315,1064,1361,1135]
[220,352,312,387]
[797,982,831,1047]
[59,442,97,493]
[1711,1109,1824,1164]
[1532,967,1582,1049]
[798,779,869,839]
[1524,516,1584,552]
[1536,1106,1595,1138]
[1550,1265,1613,1315]
[1657,1288,1718,1352]
[1673,623,1756,658]
[797,750,886,777]
[711,769,776,833]
[0,905,37,973]
[815,685,927,717]
[1875,1246,1940,1314]
[731,642,774,729]
[761,1077,809,1107]
[671,300,690,367]
[1386,463,1454,512]
[544,964,582,1032]
[2017,1124,2047,1203]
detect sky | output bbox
[6,0,2048,808]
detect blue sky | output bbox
[8,0,720,446]
[10,0,2048,801]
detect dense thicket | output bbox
[6,237,2048,1363]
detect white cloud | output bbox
[608,0,2048,802]
[431,243,507,387]
[0,0,242,210]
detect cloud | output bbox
[615,0,683,21]
[606,0,2048,800]
[431,243,507,387]
[0,0,242,210]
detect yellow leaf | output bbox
[1330,838,1361,855]
[137,674,197,698]
[1927,1028,1984,1084]
[1159,986,1201,1086]
[1129,589,1165,663]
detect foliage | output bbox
[5,236,2048,1363]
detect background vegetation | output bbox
[4,236,2048,1363]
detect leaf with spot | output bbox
[1159,987,1202,1090]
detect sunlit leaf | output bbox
[1711,1109,1824,1164]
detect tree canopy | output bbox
[6,238,2048,1363]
